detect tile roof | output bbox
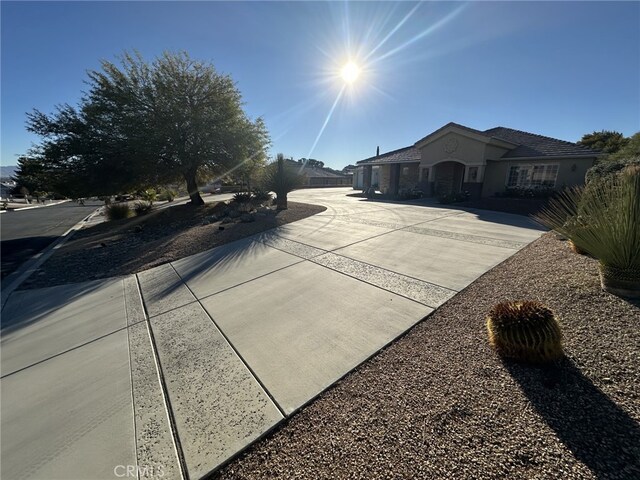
[415,121,489,145]
[356,145,421,165]
[483,127,601,158]
[354,123,601,166]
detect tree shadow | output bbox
[504,357,640,478]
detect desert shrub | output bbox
[251,190,272,204]
[396,188,423,200]
[133,201,153,216]
[106,203,131,221]
[499,187,555,198]
[158,189,176,202]
[437,191,469,204]
[138,188,157,205]
[486,301,563,364]
[232,192,253,204]
[535,168,640,271]
[586,156,640,183]
[262,154,304,210]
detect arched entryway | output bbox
[433,161,465,196]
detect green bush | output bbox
[499,187,555,198]
[486,300,563,364]
[536,167,640,272]
[158,189,176,202]
[139,188,157,205]
[585,156,640,183]
[106,203,131,221]
[133,201,153,216]
[437,192,469,204]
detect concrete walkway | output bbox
[0,188,545,479]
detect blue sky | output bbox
[2,1,639,170]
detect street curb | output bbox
[0,199,71,213]
[1,206,101,310]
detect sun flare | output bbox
[340,61,360,84]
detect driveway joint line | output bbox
[401,223,528,249]
[169,264,288,418]
[0,319,145,379]
[322,211,463,255]
[181,257,307,305]
[123,295,140,480]
[135,272,190,480]
[307,258,442,309]
[256,237,328,259]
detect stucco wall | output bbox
[419,133,491,167]
[482,157,596,197]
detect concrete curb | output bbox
[1,207,101,310]
[0,199,70,213]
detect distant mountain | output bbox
[0,166,17,178]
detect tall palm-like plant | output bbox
[535,167,640,298]
[262,154,304,210]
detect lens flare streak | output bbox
[306,84,346,161]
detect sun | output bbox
[340,61,360,84]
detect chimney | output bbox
[376,146,380,157]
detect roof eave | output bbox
[497,153,603,161]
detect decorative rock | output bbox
[221,217,233,224]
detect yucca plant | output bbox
[262,154,304,210]
[535,167,640,298]
[232,192,253,204]
[486,301,563,364]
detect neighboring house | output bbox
[0,181,16,200]
[286,160,352,187]
[354,122,602,198]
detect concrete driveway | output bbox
[0,188,545,479]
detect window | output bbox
[468,167,478,182]
[421,168,429,182]
[507,164,558,188]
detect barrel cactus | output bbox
[486,301,563,364]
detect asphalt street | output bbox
[1,201,101,280]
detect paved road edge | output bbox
[1,207,102,310]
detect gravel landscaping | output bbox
[215,233,640,480]
[21,200,325,289]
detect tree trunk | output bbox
[184,172,204,206]
[276,193,287,210]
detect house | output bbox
[286,160,352,187]
[0,181,16,200]
[353,122,602,198]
